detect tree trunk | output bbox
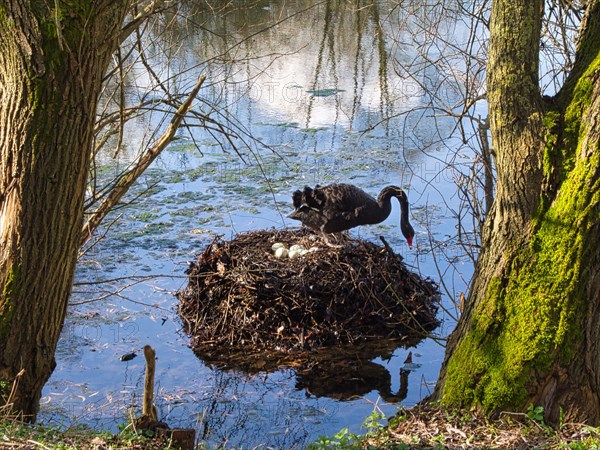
[433,0,600,423]
[0,1,128,420]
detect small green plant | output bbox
[386,411,407,429]
[307,407,390,449]
[526,403,545,423]
[310,406,401,449]
[307,427,359,449]
[525,404,555,436]
[362,409,386,436]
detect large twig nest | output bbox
[177,229,439,357]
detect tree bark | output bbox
[0,1,129,419]
[433,0,600,423]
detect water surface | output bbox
[41,2,477,447]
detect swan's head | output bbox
[404,229,414,249]
[385,186,414,248]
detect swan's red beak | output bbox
[407,236,413,248]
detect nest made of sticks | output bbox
[177,229,439,355]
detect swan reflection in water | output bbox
[192,341,421,404]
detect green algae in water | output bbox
[256,121,301,128]
[170,206,209,218]
[164,191,212,204]
[300,126,329,134]
[132,212,162,222]
[306,88,345,97]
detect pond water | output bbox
[40,1,481,448]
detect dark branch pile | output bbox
[177,229,439,355]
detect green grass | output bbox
[2,405,600,449]
[0,418,185,449]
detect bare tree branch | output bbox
[80,73,207,246]
[120,0,170,44]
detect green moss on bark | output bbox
[37,2,95,71]
[440,52,600,416]
[0,264,20,340]
[562,61,597,171]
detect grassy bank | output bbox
[2,405,600,449]
[0,419,175,449]
[310,405,600,450]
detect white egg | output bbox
[271,242,286,252]
[275,247,289,258]
[288,249,301,259]
[300,249,310,256]
[289,244,306,252]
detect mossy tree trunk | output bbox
[0,1,129,420]
[433,0,600,423]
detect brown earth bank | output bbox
[365,404,600,449]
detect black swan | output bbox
[288,183,415,247]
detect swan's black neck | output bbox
[378,186,414,244]
[378,186,408,212]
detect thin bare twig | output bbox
[80,74,207,246]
